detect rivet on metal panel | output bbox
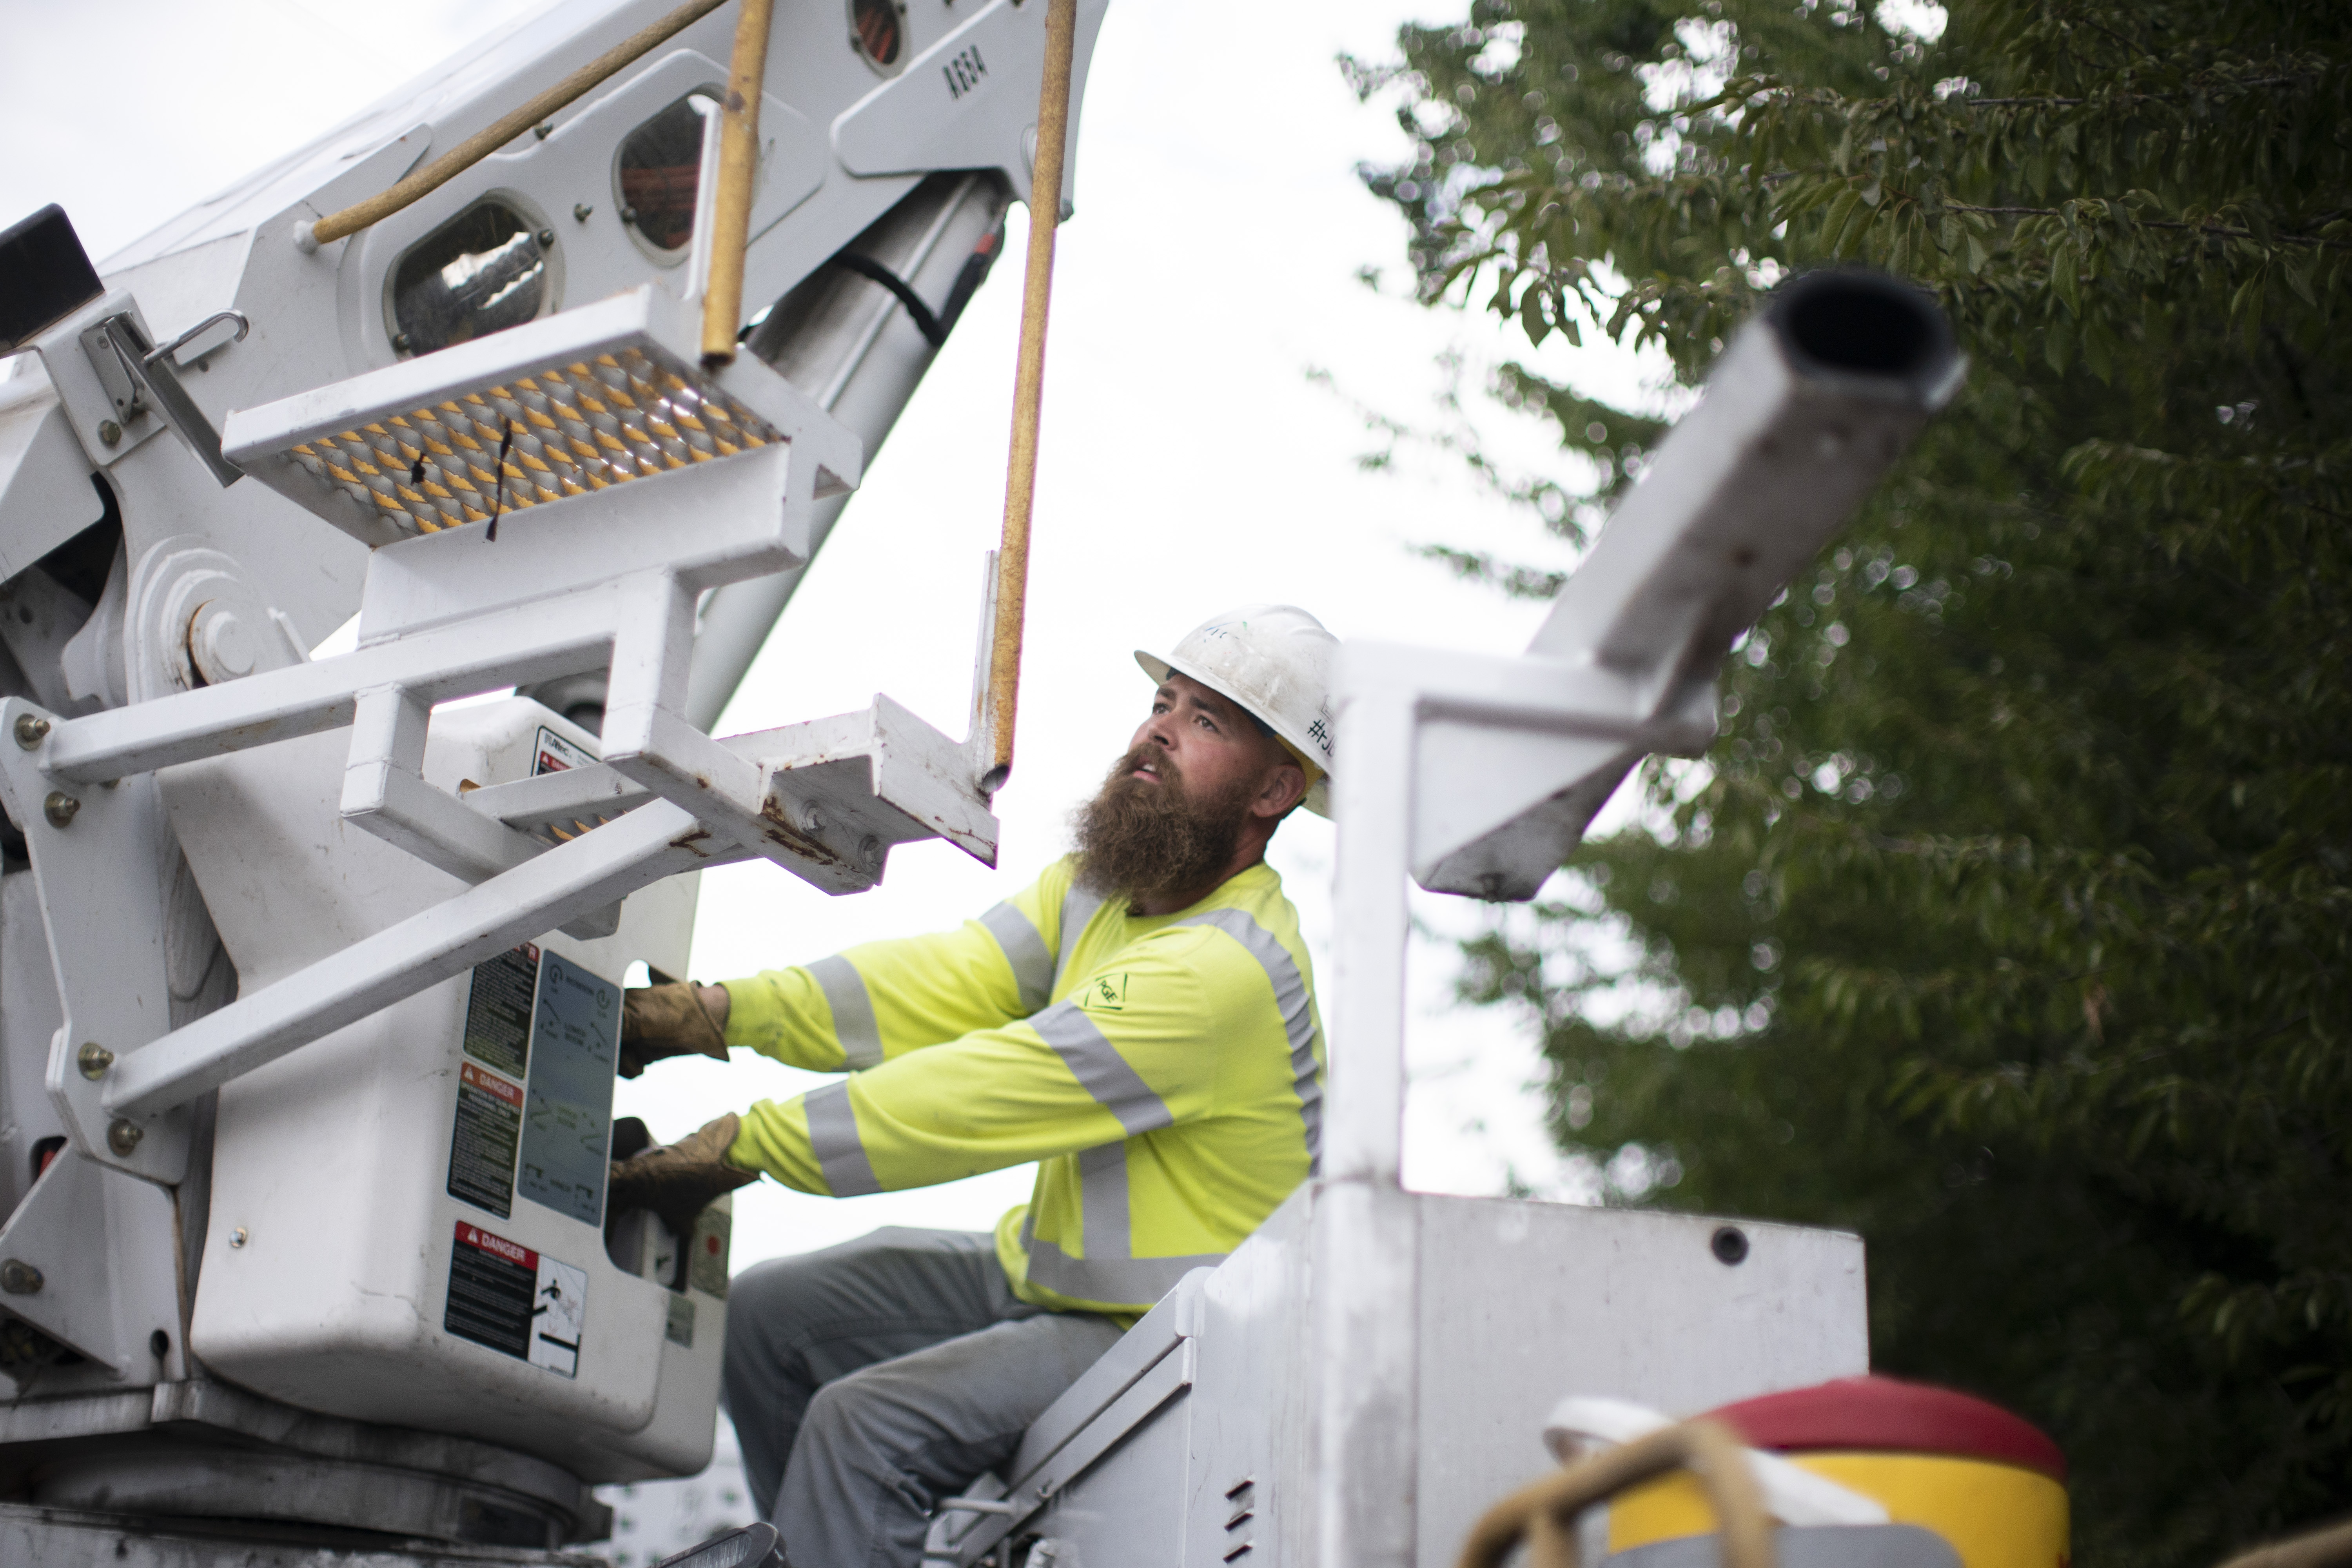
[107,1118,144,1155]
[98,419,122,447]
[0,1259,41,1295]
[1711,1225,1750,1265]
[77,1042,113,1080]
[574,203,594,222]
[13,714,49,748]
[534,122,554,140]
[43,792,79,828]
[229,1227,249,1249]
[537,228,557,247]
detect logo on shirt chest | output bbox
[1079,973,1129,1012]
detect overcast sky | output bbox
[0,0,1677,1265]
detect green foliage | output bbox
[1352,1,2351,1559]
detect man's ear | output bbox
[1252,760,1309,820]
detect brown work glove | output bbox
[607,1112,759,1239]
[619,982,730,1078]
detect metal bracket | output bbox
[0,1148,182,1380]
[0,705,189,1183]
[78,313,243,488]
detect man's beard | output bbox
[1071,746,1258,908]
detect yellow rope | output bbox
[982,0,1081,793]
[309,0,730,248]
[698,0,776,366]
[2218,1517,2352,1568]
[1454,1419,1777,1568]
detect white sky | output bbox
[0,0,1679,1266]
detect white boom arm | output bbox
[0,0,1110,1548]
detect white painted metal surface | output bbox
[0,0,1112,1548]
[922,1189,1868,1567]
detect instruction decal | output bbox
[447,1061,523,1218]
[533,726,595,777]
[445,1221,587,1379]
[517,951,619,1227]
[463,943,538,1078]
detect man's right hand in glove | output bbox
[618,982,732,1078]
[608,1112,760,1239]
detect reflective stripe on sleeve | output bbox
[1023,1236,1224,1307]
[1173,907,1324,1167]
[1078,1142,1129,1260]
[807,955,883,1070]
[980,901,1053,1014]
[1052,884,1106,994]
[803,1081,881,1196]
[1028,1001,1173,1137]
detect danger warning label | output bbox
[447,1062,523,1218]
[445,1221,587,1378]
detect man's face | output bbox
[1125,672,1291,805]
[1069,673,1303,905]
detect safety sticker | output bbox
[533,726,594,777]
[445,1221,587,1379]
[447,1061,523,1218]
[688,1205,731,1300]
[463,943,539,1078]
[516,950,619,1228]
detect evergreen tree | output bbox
[1349,2,2350,1559]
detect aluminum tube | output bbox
[1529,270,1962,703]
[1417,270,1961,898]
[104,799,727,1119]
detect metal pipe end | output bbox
[1764,268,1964,411]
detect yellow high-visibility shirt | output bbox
[720,857,1323,1322]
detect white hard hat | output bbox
[1136,605,1338,818]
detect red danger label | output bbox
[456,1220,536,1272]
[460,1062,523,1109]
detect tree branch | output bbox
[1945,203,2352,252]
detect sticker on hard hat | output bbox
[445,1221,588,1379]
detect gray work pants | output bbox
[721,1227,1125,1568]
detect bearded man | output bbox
[610,606,1337,1567]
